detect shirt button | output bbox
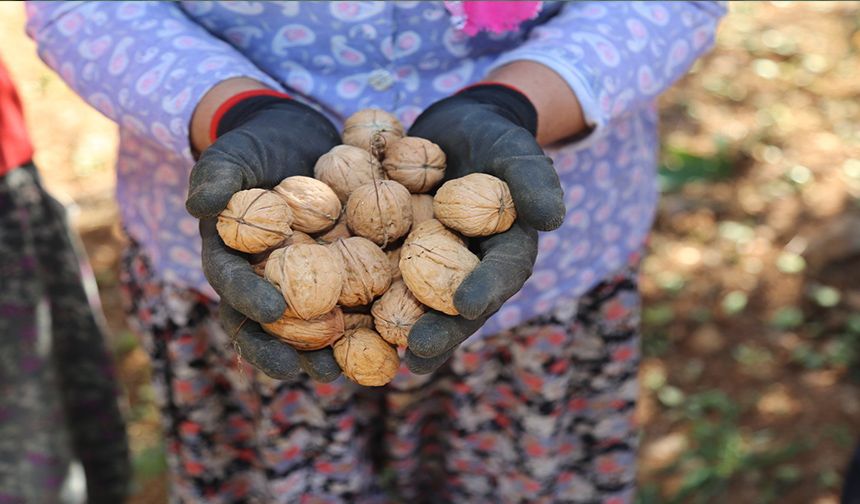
[368,69,395,91]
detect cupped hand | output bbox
[405,84,565,373]
[186,90,342,381]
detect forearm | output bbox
[26,1,282,163]
[485,2,725,142]
[484,61,587,146]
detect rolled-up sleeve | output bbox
[25,1,283,162]
[488,1,726,142]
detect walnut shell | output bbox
[333,328,399,386]
[250,231,315,276]
[410,194,435,227]
[399,234,479,316]
[314,145,385,203]
[382,137,446,193]
[344,312,374,332]
[217,189,294,253]
[342,109,405,159]
[313,213,351,244]
[346,180,413,247]
[433,173,517,237]
[264,243,344,320]
[404,219,465,247]
[328,237,392,307]
[262,307,344,351]
[371,280,426,347]
[274,176,341,233]
[386,247,402,281]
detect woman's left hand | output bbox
[405,84,566,373]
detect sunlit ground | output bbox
[2,3,859,503]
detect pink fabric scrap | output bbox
[444,1,543,36]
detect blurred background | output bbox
[2,2,859,503]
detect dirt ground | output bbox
[2,3,859,503]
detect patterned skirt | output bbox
[121,239,641,504]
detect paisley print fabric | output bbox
[26,1,724,340]
[121,238,640,503]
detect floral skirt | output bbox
[121,240,641,504]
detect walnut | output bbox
[382,137,446,193]
[346,180,413,247]
[344,312,374,332]
[262,307,344,351]
[274,176,341,233]
[386,247,402,281]
[342,109,405,159]
[250,231,315,276]
[328,236,392,307]
[404,218,465,247]
[399,234,479,316]
[371,280,426,347]
[264,243,343,320]
[433,173,517,236]
[314,145,385,203]
[333,328,399,386]
[313,213,351,244]
[410,194,435,227]
[217,189,293,253]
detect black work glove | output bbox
[405,84,566,374]
[186,90,342,382]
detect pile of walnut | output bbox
[216,109,517,386]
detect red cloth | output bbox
[0,57,34,175]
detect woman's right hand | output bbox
[185,80,342,382]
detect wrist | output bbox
[456,82,539,135]
[210,90,292,141]
[483,61,587,145]
[190,78,284,153]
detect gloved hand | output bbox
[186,90,342,382]
[405,83,566,374]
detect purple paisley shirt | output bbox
[25,1,724,339]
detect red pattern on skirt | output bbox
[121,241,641,503]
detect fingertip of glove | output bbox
[226,284,285,324]
[404,349,447,375]
[453,283,490,321]
[309,367,342,383]
[300,349,342,383]
[407,322,449,359]
[522,194,566,232]
[261,366,302,382]
[234,330,302,381]
[532,212,564,232]
[253,295,288,324]
[186,184,226,219]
